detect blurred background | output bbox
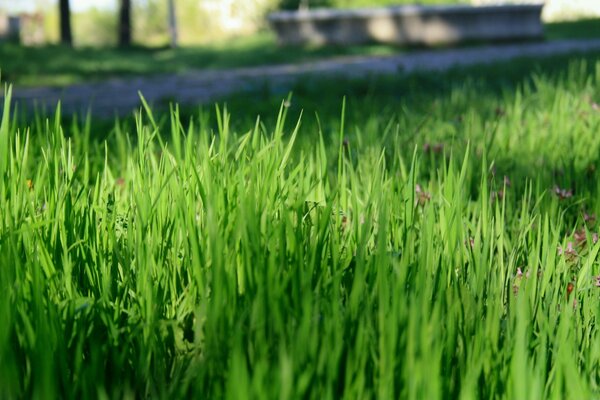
[1,0,600,47]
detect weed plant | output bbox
[1,61,600,398]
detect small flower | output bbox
[567,282,575,298]
[341,215,348,229]
[553,186,573,200]
[516,267,523,278]
[592,102,600,111]
[415,184,431,206]
[26,179,33,190]
[595,275,600,287]
[116,177,125,187]
[466,237,475,249]
[574,229,587,245]
[572,229,598,247]
[490,189,504,202]
[512,284,519,296]
[584,212,596,227]
[558,242,578,261]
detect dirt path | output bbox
[5,38,600,117]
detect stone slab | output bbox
[268,4,544,46]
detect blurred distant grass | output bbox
[0,32,397,87]
[544,18,600,40]
[1,17,599,87]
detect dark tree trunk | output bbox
[167,0,178,48]
[59,0,72,46]
[119,0,132,47]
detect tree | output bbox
[59,0,72,46]
[167,0,178,48]
[119,0,132,46]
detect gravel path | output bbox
[5,38,600,117]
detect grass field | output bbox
[1,17,599,87]
[2,53,600,398]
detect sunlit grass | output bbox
[1,60,600,398]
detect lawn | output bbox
[0,32,399,87]
[1,17,599,87]
[2,49,600,398]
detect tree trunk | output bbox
[119,0,132,47]
[59,0,72,46]
[167,0,178,48]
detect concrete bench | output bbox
[268,4,544,46]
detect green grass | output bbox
[0,32,398,87]
[544,18,600,41]
[2,56,600,398]
[2,17,600,87]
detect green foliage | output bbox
[2,59,600,398]
[73,7,118,47]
